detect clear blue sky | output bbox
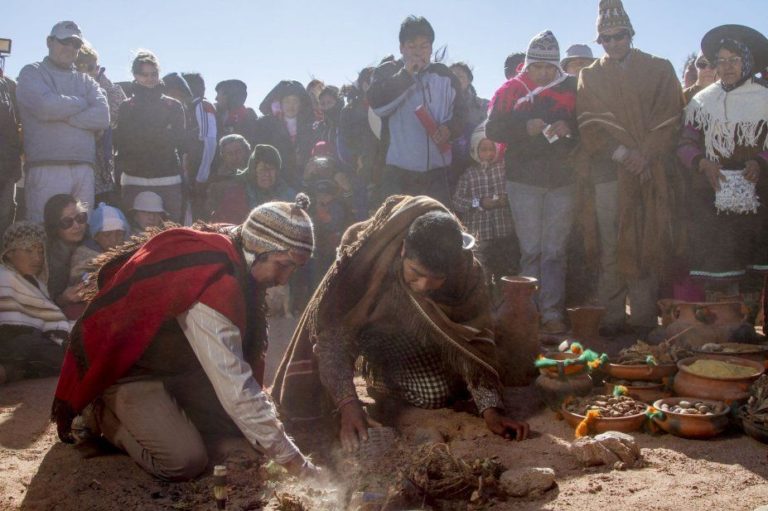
[3,0,767,103]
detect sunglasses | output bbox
[58,211,88,230]
[715,56,743,67]
[695,60,714,70]
[598,31,629,43]
[56,37,82,49]
[136,70,159,78]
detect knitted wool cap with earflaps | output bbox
[241,193,315,256]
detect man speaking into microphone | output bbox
[368,15,467,206]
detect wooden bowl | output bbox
[539,352,588,377]
[560,403,647,434]
[605,362,677,381]
[605,380,672,404]
[673,356,764,403]
[651,397,730,439]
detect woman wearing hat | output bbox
[678,25,768,292]
[0,222,69,383]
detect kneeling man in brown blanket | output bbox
[272,195,529,452]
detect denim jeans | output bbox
[506,181,576,323]
[594,180,658,328]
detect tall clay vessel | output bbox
[494,276,540,386]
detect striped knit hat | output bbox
[596,0,634,38]
[241,193,314,256]
[524,30,561,70]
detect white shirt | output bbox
[177,302,300,464]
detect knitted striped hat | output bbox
[524,30,561,70]
[596,0,634,38]
[241,193,314,256]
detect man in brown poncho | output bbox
[272,195,529,452]
[577,0,684,337]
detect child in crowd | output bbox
[453,123,518,286]
[69,203,129,287]
[129,191,168,233]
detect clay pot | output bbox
[560,404,647,434]
[495,276,540,386]
[604,380,672,404]
[651,397,731,439]
[674,301,747,326]
[535,370,593,412]
[605,363,677,381]
[538,352,587,377]
[673,355,765,403]
[694,343,768,368]
[567,306,606,341]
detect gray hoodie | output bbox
[16,57,109,167]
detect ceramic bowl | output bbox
[560,403,647,434]
[673,355,764,403]
[605,362,677,381]
[651,397,730,439]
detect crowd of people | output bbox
[1,0,767,484]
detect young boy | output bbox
[453,124,518,284]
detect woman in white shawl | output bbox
[0,222,69,383]
[678,24,768,293]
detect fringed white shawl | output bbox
[684,80,768,161]
[0,264,70,333]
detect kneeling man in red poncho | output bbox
[52,194,319,481]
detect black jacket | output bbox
[114,84,186,179]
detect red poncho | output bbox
[52,228,248,441]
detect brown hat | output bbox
[596,0,635,38]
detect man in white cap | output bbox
[577,0,683,338]
[16,21,109,223]
[52,194,319,481]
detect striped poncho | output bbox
[0,263,70,333]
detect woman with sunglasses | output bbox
[43,194,88,317]
[678,25,768,298]
[0,222,69,384]
[683,53,718,104]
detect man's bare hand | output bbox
[526,118,547,137]
[432,125,451,146]
[744,160,761,183]
[339,399,369,452]
[282,454,322,479]
[699,158,724,191]
[482,408,530,441]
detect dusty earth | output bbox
[2,317,768,511]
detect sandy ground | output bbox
[2,316,768,510]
